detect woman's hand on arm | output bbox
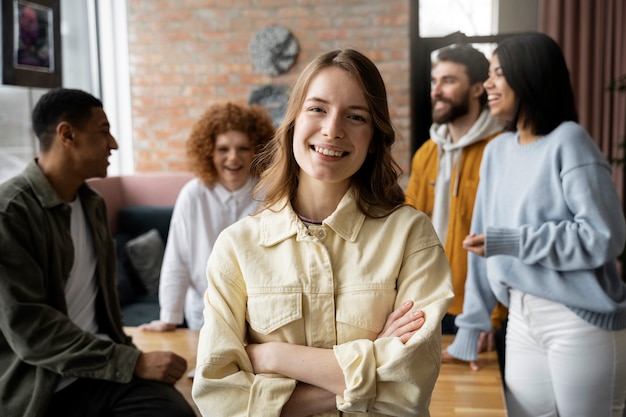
[377,300,425,342]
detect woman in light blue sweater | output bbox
[444,33,626,417]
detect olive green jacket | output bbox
[0,161,140,417]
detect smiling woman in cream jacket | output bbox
[192,49,454,417]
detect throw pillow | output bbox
[125,228,164,295]
[116,237,146,306]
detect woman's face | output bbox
[292,67,373,190]
[212,130,253,191]
[484,54,517,121]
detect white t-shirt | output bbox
[159,178,260,330]
[57,197,98,391]
[65,198,98,332]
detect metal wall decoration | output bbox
[249,25,299,77]
[2,0,62,88]
[248,84,289,127]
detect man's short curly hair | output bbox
[187,102,275,187]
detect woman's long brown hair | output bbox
[253,49,404,217]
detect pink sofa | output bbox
[88,172,193,236]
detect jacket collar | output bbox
[24,160,65,209]
[25,159,101,210]
[258,187,367,246]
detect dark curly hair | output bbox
[186,102,275,187]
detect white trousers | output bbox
[505,289,626,417]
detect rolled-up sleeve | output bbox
[334,243,453,416]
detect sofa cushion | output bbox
[116,240,145,307]
[115,206,173,307]
[125,229,164,295]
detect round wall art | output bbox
[249,25,299,76]
[248,84,289,127]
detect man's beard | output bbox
[431,93,471,124]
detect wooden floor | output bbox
[433,336,507,416]
[125,328,507,417]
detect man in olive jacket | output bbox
[0,88,195,417]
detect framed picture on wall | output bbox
[2,0,62,88]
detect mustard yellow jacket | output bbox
[406,135,507,325]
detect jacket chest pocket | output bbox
[335,288,396,342]
[246,291,305,344]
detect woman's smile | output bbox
[292,66,373,188]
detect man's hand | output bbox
[377,300,425,343]
[134,351,188,384]
[138,320,177,332]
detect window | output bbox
[420,0,495,38]
[0,0,96,182]
[410,0,538,154]
[0,0,132,183]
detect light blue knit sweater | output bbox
[447,121,626,361]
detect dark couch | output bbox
[88,173,193,326]
[114,205,173,325]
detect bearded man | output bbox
[406,44,506,347]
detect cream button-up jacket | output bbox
[193,188,454,417]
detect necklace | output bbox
[296,213,323,226]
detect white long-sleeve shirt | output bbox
[158,178,259,330]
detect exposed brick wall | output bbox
[126,0,411,187]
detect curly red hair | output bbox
[187,102,275,187]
